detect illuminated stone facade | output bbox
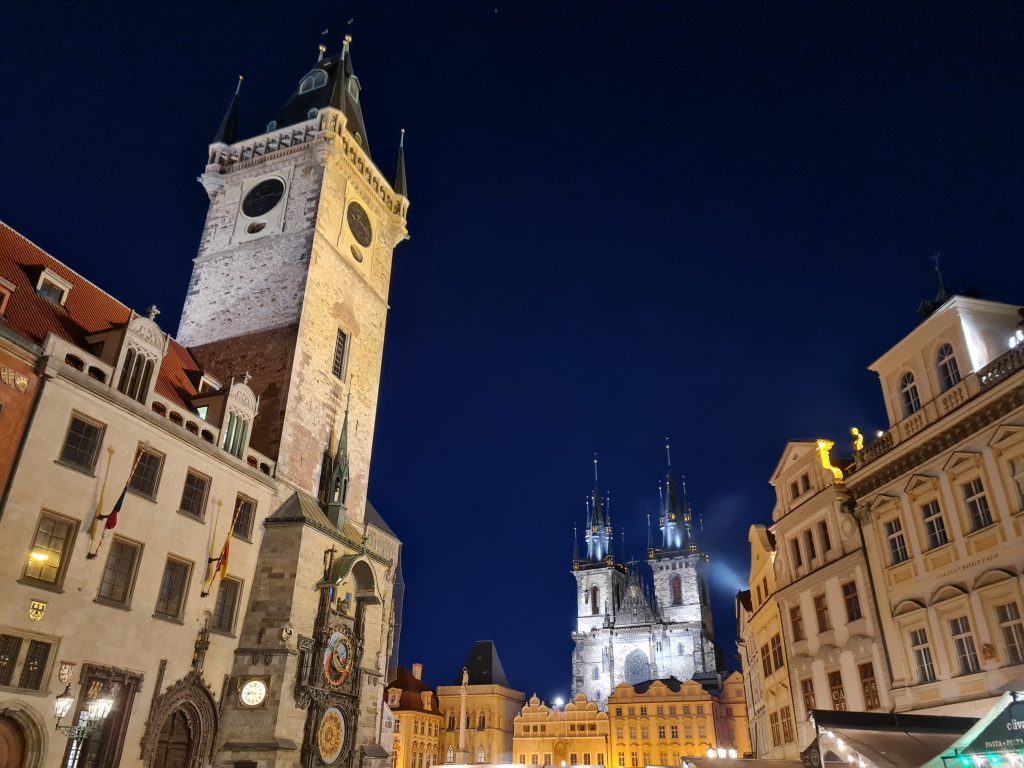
[571,465,717,710]
[512,693,609,767]
[386,665,443,768]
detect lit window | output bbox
[885,518,909,564]
[922,500,949,549]
[936,343,961,391]
[910,628,936,682]
[179,470,210,520]
[842,581,862,622]
[298,69,328,94]
[828,670,846,711]
[996,602,1024,664]
[97,537,142,606]
[962,478,993,531]
[899,372,921,416]
[128,446,164,499]
[213,577,242,633]
[950,616,980,675]
[859,662,879,709]
[23,511,76,586]
[155,557,192,620]
[59,414,104,472]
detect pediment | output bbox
[905,474,938,495]
[974,568,1017,590]
[126,316,166,351]
[868,494,900,514]
[769,441,818,484]
[929,584,968,605]
[892,599,925,617]
[943,451,982,474]
[990,424,1024,451]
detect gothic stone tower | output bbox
[181,41,408,768]
[177,37,409,523]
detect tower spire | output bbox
[394,128,408,198]
[213,76,243,145]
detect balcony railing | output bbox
[855,344,1024,469]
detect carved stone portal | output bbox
[139,671,218,767]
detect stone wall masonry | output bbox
[189,324,299,460]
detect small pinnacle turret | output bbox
[213,76,243,145]
[394,129,408,198]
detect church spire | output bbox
[583,454,614,563]
[213,76,243,145]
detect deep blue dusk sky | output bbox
[4,2,1023,700]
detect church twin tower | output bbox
[571,448,719,709]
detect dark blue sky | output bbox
[4,2,1023,700]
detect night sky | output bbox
[4,2,1024,702]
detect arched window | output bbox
[899,372,921,416]
[298,69,328,94]
[592,666,600,680]
[670,575,682,606]
[448,714,455,730]
[936,343,961,391]
[590,586,599,615]
[478,712,486,730]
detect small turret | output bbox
[212,76,243,145]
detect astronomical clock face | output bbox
[323,629,354,688]
[239,678,267,707]
[318,707,346,764]
[242,178,285,217]
[346,201,373,247]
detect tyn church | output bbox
[571,449,720,709]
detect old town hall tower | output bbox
[177,40,408,768]
[571,448,718,709]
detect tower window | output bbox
[590,586,599,615]
[670,575,682,606]
[899,372,921,417]
[298,69,328,94]
[332,329,349,379]
[936,343,961,391]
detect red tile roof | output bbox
[0,221,200,409]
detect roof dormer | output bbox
[112,313,169,406]
[35,268,72,307]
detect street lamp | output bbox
[54,684,114,743]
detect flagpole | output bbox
[87,447,115,558]
[203,497,242,597]
[88,443,148,559]
[201,499,223,595]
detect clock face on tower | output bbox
[242,179,285,218]
[346,202,373,247]
[239,678,267,707]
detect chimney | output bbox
[412,663,423,680]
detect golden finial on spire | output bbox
[318,43,327,61]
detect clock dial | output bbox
[346,202,373,247]
[240,679,267,707]
[242,179,285,218]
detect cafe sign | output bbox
[964,698,1024,754]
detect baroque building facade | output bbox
[385,664,442,768]
[512,693,609,768]
[570,454,717,711]
[739,288,1024,756]
[0,36,409,768]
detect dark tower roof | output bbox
[275,39,370,154]
[455,641,511,687]
[394,129,408,198]
[213,76,242,145]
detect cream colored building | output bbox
[735,526,798,760]
[769,439,892,750]
[386,664,443,768]
[606,673,749,765]
[0,35,409,768]
[847,294,1024,717]
[437,642,524,765]
[513,693,609,767]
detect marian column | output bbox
[456,666,469,763]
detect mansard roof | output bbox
[385,666,441,714]
[0,220,200,409]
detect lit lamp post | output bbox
[54,684,114,746]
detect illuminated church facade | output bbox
[571,454,719,709]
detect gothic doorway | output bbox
[153,710,192,768]
[0,715,25,768]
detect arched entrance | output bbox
[153,710,191,768]
[0,715,26,768]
